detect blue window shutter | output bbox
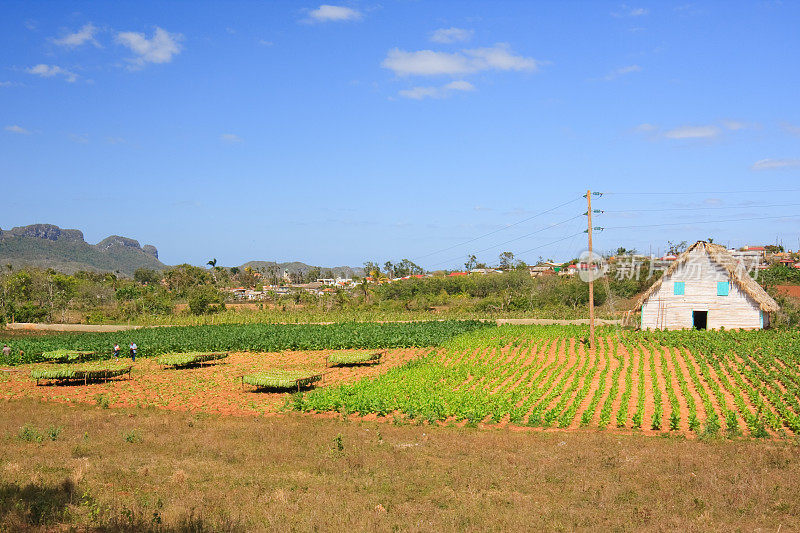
[760,311,764,328]
[717,281,729,296]
[674,281,685,295]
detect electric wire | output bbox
[517,231,587,257]
[426,215,582,268]
[605,188,800,196]
[604,213,800,230]
[603,202,800,213]
[414,195,582,261]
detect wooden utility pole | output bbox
[587,190,595,351]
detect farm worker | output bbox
[113,343,120,360]
[129,342,137,362]
[2,344,10,358]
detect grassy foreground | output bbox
[1,400,799,531]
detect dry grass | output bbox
[1,399,799,531]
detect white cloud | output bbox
[384,49,469,76]
[398,80,475,100]
[663,125,720,139]
[601,64,641,81]
[722,120,746,131]
[52,23,100,48]
[26,64,77,82]
[383,43,541,77]
[0,81,15,87]
[444,80,475,91]
[635,123,658,132]
[258,39,274,46]
[116,27,183,67]
[69,133,89,144]
[220,133,243,143]
[107,137,126,144]
[306,5,362,23]
[398,86,441,100]
[751,158,800,171]
[430,27,474,44]
[5,125,31,135]
[781,122,800,136]
[612,5,648,17]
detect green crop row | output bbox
[1,320,494,365]
[293,325,800,438]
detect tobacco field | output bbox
[0,320,493,364]
[297,325,800,437]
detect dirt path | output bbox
[522,338,574,421]
[640,344,657,431]
[500,342,548,394]
[679,348,727,427]
[513,339,561,410]
[539,338,586,416]
[588,336,617,427]
[669,346,704,431]
[567,338,606,429]
[607,341,631,427]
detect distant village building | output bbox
[469,268,501,275]
[632,241,779,330]
[730,250,764,271]
[529,263,561,277]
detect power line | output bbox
[414,195,582,261]
[604,213,800,230]
[517,231,587,257]
[605,188,800,196]
[603,202,800,213]
[426,215,582,268]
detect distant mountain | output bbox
[240,260,364,279]
[0,224,164,276]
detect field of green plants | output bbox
[296,325,800,437]
[0,321,493,364]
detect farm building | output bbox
[632,241,779,330]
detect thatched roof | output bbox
[633,241,779,312]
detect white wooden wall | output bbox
[641,247,764,330]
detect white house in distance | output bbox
[633,241,779,330]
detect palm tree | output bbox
[207,258,218,283]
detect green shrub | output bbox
[124,430,142,443]
[47,426,62,441]
[95,395,110,409]
[18,425,43,443]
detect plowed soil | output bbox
[0,348,429,416]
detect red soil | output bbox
[1,348,428,416]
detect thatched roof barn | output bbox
[632,241,779,330]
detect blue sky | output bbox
[2,1,799,269]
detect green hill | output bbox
[239,260,363,279]
[0,224,164,277]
